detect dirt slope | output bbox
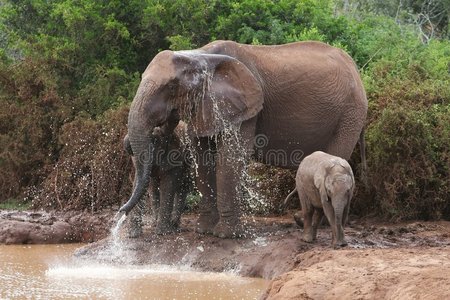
[262,247,450,299]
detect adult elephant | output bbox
[119,40,368,238]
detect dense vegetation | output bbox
[0,0,449,220]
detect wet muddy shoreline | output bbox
[2,210,450,299]
[74,214,450,278]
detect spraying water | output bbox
[85,211,131,264]
[177,51,268,224]
[112,211,127,238]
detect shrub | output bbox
[363,104,449,220]
[247,163,297,215]
[29,106,132,211]
[0,57,68,201]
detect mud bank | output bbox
[0,209,115,244]
[75,215,306,279]
[262,247,450,299]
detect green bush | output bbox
[353,28,450,220]
[1,0,449,221]
[363,104,449,220]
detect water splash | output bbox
[176,51,268,222]
[107,212,127,261]
[112,211,127,239]
[83,212,133,264]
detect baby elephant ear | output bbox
[174,52,264,136]
[314,166,330,204]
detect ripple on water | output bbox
[46,263,249,282]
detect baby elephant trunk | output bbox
[332,199,348,247]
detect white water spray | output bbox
[176,51,268,225]
[111,212,127,238]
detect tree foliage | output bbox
[0,0,449,219]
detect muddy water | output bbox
[0,244,268,299]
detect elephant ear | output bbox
[172,52,264,136]
[314,163,330,204]
[344,162,356,195]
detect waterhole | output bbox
[0,244,268,299]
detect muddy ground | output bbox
[74,212,450,299]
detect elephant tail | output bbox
[359,128,368,186]
[281,188,298,211]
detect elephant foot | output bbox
[154,222,177,235]
[195,213,219,234]
[213,219,243,239]
[294,211,304,228]
[302,231,315,243]
[333,240,348,249]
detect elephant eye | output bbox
[167,82,177,96]
[325,189,332,202]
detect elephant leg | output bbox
[322,200,337,246]
[171,194,182,228]
[298,188,314,242]
[311,208,324,241]
[150,177,160,226]
[343,202,350,227]
[171,176,189,228]
[155,170,178,235]
[213,118,256,238]
[195,137,219,234]
[325,115,365,161]
[301,202,315,243]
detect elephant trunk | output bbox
[119,138,154,214]
[332,199,347,246]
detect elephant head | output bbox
[314,159,355,246]
[119,49,264,215]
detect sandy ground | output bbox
[74,213,450,299]
[263,247,450,299]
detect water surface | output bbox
[0,244,267,299]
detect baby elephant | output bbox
[287,151,355,248]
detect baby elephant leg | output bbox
[301,194,315,243]
[311,208,324,241]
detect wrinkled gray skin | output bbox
[123,122,192,236]
[119,40,367,238]
[287,151,355,248]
